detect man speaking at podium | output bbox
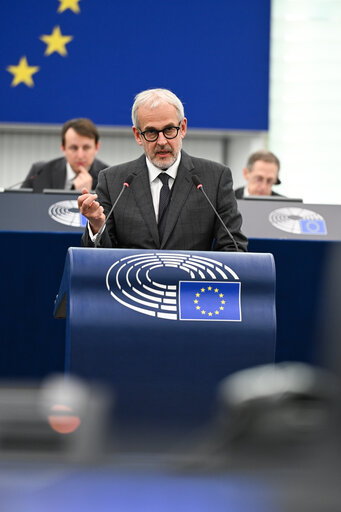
[78,88,247,252]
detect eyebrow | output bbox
[142,123,176,131]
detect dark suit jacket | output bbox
[21,157,108,193]
[82,151,248,252]
[234,186,283,199]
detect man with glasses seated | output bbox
[234,150,284,199]
[78,88,247,252]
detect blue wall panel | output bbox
[1,1,271,130]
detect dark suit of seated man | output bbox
[78,88,248,252]
[22,118,108,193]
[234,150,284,199]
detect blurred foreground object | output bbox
[210,362,341,511]
[0,374,112,463]
[217,362,339,454]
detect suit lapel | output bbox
[51,159,67,189]
[160,151,194,248]
[130,156,160,247]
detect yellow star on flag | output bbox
[6,56,40,87]
[40,26,73,56]
[58,0,81,13]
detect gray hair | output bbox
[131,88,185,128]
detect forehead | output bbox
[251,160,278,176]
[137,102,179,130]
[64,128,96,146]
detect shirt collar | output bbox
[146,151,181,184]
[243,186,250,197]
[66,161,76,182]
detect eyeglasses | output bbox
[139,124,181,142]
[249,175,277,186]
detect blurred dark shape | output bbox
[316,243,341,379]
[181,362,341,511]
[0,374,113,463]
[216,362,339,459]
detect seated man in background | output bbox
[234,150,283,198]
[21,118,108,193]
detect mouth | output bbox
[155,149,172,158]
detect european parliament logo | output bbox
[179,282,241,321]
[48,200,87,227]
[269,207,327,235]
[106,252,242,322]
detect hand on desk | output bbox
[78,188,105,234]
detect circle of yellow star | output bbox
[40,26,73,56]
[58,0,81,13]
[6,56,40,87]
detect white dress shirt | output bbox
[146,152,181,221]
[88,152,182,241]
[65,161,76,189]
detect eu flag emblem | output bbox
[300,219,327,235]
[179,281,241,321]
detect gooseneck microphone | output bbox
[2,175,35,191]
[191,175,239,252]
[3,165,47,192]
[94,174,135,248]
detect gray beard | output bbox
[151,151,177,170]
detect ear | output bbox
[243,167,250,181]
[132,126,143,146]
[95,141,101,153]
[180,117,187,139]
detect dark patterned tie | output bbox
[158,172,171,240]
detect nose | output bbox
[76,148,86,160]
[157,131,168,145]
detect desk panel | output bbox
[237,199,341,241]
[0,191,84,232]
[1,192,340,380]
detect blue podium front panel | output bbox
[55,249,276,425]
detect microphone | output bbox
[191,175,239,252]
[1,175,35,192]
[94,174,135,248]
[2,164,46,192]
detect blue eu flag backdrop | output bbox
[179,281,241,321]
[1,0,271,130]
